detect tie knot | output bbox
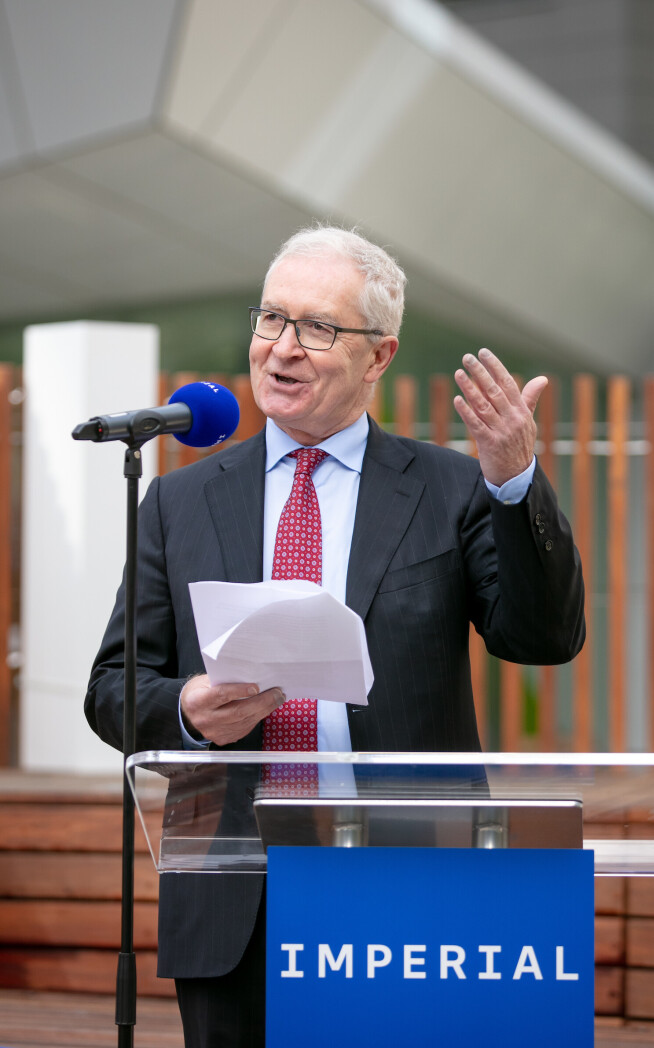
[290,447,328,476]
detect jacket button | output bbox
[545,539,553,551]
[534,513,542,526]
[538,524,545,534]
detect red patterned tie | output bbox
[262,447,327,792]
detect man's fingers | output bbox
[209,681,260,705]
[462,348,529,410]
[221,687,286,720]
[454,364,501,427]
[522,375,548,414]
[183,683,286,747]
[457,350,547,422]
[453,392,487,437]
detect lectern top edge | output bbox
[126,749,654,770]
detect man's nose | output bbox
[271,322,305,356]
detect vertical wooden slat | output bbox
[368,378,383,424]
[498,375,523,752]
[231,374,265,441]
[469,626,487,749]
[208,373,229,389]
[538,376,558,481]
[0,365,13,765]
[607,376,630,752]
[157,372,171,476]
[169,371,201,469]
[431,377,489,742]
[537,377,558,750]
[454,379,489,743]
[645,378,654,753]
[572,375,596,751]
[429,376,451,447]
[500,661,522,752]
[394,375,417,439]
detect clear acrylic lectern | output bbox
[125,751,654,877]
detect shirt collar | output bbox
[265,413,369,474]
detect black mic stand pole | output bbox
[73,389,238,1044]
[115,440,146,1047]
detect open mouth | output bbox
[274,374,300,385]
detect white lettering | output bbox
[404,945,427,979]
[513,945,543,980]
[280,942,576,984]
[556,946,579,981]
[478,945,502,980]
[440,945,466,979]
[281,943,304,978]
[367,944,392,978]
[318,944,353,978]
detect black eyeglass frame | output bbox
[249,307,383,351]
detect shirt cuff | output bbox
[178,696,211,749]
[484,457,536,505]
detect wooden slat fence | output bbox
[1,364,653,763]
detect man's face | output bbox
[249,253,397,445]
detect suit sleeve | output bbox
[84,475,192,753]
[462,461,585,665]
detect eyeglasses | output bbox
[249,307,383,351]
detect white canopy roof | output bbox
[1,0,653,371]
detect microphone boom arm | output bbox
[72,404,192,444]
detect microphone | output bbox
[71,381,240,448]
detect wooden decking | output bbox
[0,989,183,1047]
[0,990,653,1047]
[2,770,654,1042]
[0,772,169,999]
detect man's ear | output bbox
[364,336,399,384]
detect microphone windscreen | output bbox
[169,382,240,447]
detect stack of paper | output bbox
[189,580,373,705]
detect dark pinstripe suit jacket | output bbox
[85,417,585,978]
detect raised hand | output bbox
[453,348,547,487]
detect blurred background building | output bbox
[0,0,653,390]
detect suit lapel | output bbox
[346,419,425,621]
[201,421,424,606]
[203,431,266,583]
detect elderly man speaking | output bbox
[86,225,585,1047]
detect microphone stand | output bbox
[115,440,145,1047]
[71,382,239,1044]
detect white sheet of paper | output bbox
[189,580,373,705]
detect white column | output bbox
[20,321,159,772]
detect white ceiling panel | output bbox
[0,76,23,168]
[49,131,308,269]
[165,0,287,135]
[0,6,29,167]
[0,164,250,307]
[2,0,180,154]
[0,132,318,316]
[201,0,389,174]
[282,51,654,372]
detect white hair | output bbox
[264,225,407,338]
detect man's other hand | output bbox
[180,675,285,746]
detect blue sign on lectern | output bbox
[267,847,594,1048]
